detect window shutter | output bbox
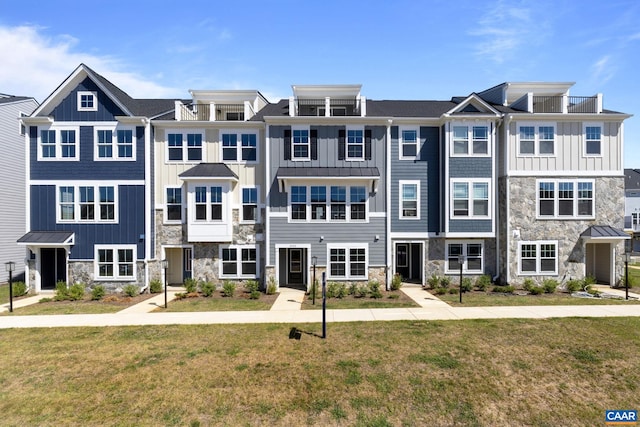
[419,127,427,161]
[338,129,345,160]
[311,129,318,160]
[283,129,291,160]
[365,129,372,160]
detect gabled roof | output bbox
[178,163,238,180]
[0,95,37,106]
[625,169,640,190]
[31,63,176,119]
[443,93,502,117]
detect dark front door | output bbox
[183,248,192,281]
[41,248,66,290]
[395,243,422,283]
[288,249,304,285]
[396,244,410,280]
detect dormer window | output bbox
[77,91,97,111]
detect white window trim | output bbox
[220,130,259,164]
[399,180,420,220]
[287,182,370,223]
[219,244,259,279]
[165,129,205,163]
[37,125,80,161]
[536,179,595,220]
[77,91,98,112]
[94,244,137,281]
[582,122,603,157]
[93,125,137,161]
[291,125,311,161]
[399,126,419,160]
[450,123,491,157]
[449,178,491,220]
[326,243,368,281]
[192,184,227,223]
[517,240,558,276]
[345,126,365,161]
[445,240,484,274]
[240,185,260,224]
[517,122,556,157]
[56,184,119,224]
[164,185,184,224]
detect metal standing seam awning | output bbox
[17,231,75,247]
[276,167,380,193]
[178,163,239,182]
[580,225,630,243]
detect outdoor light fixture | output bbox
[5,261,15,313]
[161,259,168,308]
[458,255,466,304]
[311,256,318,305]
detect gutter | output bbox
[386,119,392,290]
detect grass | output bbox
[302,290,418,309]
[0,283,32,305]
[433,290,640,306]
[1,293,155,316]
[158,292,277,312]
[0,318,639,425]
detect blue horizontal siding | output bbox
[30,185,146,260]
[449,157,492,178]
[449,219,492,233]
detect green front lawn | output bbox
[433,289,640,306]
[157,292,277,312]
[302,289,418,309]
[1,293,156,315]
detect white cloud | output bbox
[0,25,179,101]
[590,55,616,85]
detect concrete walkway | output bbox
[0,285,638,329]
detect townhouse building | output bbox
[0,94,38,282]
[624,168,640,252]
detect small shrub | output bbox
[565,279,581,293]
[528,285,544,295]
[427,274,440,289]
[388,293,400,299]
[68,283,85,301]
[54,281,68,301]
[222,280,236,297]
[492,285,515,294]
[39,297,53,303]
[184,278,197,293]
[369,281,383,299]
[618,275,635,289]
[460,277,473,293]
[327,282,339,298]
[542,279,558,294]
[266,276,277,295]
[448,288,459,294]
[11,281,28,297]
[354,284,369,298]
[348,282,358,296]
[149,279,163,294]
[91,285,105,300]
[440,277,451,288]
[583,275,596,286]
[249,290,261,300]
[174,292,187,300]
[201,281,215,297]
[475,275,491,291]
[434,287,447,296]
[390,273,403,291]
[245,280,259,293]
[122,284,138,297]
[522,278,536,292]
[336,283,347,299]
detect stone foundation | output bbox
[67,260,146,293]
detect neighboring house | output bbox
[0,94,38,282]
[488,82,631,285]
[19,64,174,292]
[624,168,640,252]
[152,90,268,285]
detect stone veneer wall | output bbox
[505,176,626,285]
[263,266,388,291]
[68,260,146,292]
[424,238,497,280]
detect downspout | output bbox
[142,117,152,292]
[386,119,392,290]
[503,115,512,284]
[23,118,32,292]
[265,123,271,289]
[493,118,500,283]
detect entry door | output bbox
[183,248,192,281]
[41,248,66,290]
[396,244,410,280]
[288,249,304,284]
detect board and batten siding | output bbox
[507,120,623,172]
[49,77,126,122]
[1,98,38,281]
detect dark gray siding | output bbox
[449,219,493,233]
[49,77,126,121]
[449,157,493,178]
[390,126,440,233]
[30,185,146,260]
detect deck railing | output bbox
[531,95,600,113]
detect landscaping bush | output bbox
[492,285,515,293]
[448,288,459,294]
[348,282,358,296]
[149,279,163,294]
[475,275,491,291]
[440,277,451,288]
[369,281,383,299]
[122,284,138,297]
[565,279,581,293]
[542,279,558,294]
[434,287,447,296]
[427,274,440,289]
[54,281,68,301]
[68,283,86,301]
[354,284,369,298]
[222,280,236,297]
[249,289,261,300]
[460,277,473,293]
[245,280,259,293]
[11,281,27,297]
[528,285,544,295]
[390,273,403,291]
[91,285,105,301]
[522,278,536,292]
[201,281,215,297]
[266,277,277,295]
[583,275,596,287]
[184,278,198,293]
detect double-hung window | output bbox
[117,130,133,158]
[241,134,257,161]
[446,241,483,273]
[95,245,136,280]
[222,134,237,161]
[537,179,594,219]
[61,130,76,158]
[242,187,258,222]
[291,186,307,220]
[451,180,490,218]
[518,124,555,156]
[58,185,117,223]
[400,128,418,159]
[311,186,327,220]
[39,127,79,160]
[328,244,368,280]
[584,124,602,156]
[347,128,364,160]
[41,130,56,158]
[167,132,203,162]
[194,186,223,221]
[221,132,257,162]
[330,186,347,220]
[220,245,258,278]
[350,186,366,220]
[291,184,368,222]
[292,129,310,160]
[187,134,202,161]
[400,181,419,219]
[166,187,182,222]
[168,133,183,161]
[519,241,557,275]
[452,125,489,155]
[97,130,113,158]
[95,127,135,160]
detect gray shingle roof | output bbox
[178,163,238,179]
[17,231,74,245]
[0,95,36,105]
[277,167,380,178]
[625,169,640,190]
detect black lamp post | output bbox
[161,259,168,308]
[458,255,465,304]
[624,252,631,301]
[5,261,15,313]
[312,256,317,305]
[322,271,327,339]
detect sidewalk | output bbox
[0,285,638,329]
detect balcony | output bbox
[292,97,364,117]
[176,102,252,121]
[517,94,603,114]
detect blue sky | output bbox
[1,0,639,167]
